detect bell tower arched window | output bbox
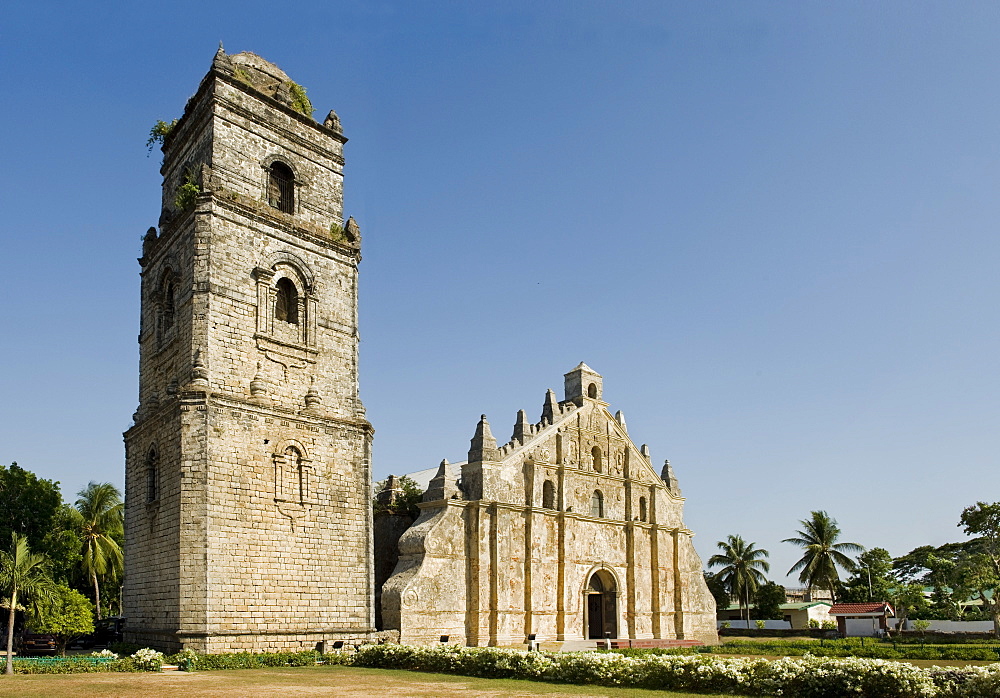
[267,162,295,214]
[274,277,299,324]
[146,447,159,503]
[163,281,175,331]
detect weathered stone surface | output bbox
[124,50,374,653]
[380,364,718,646]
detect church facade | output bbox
[380,363,718,646]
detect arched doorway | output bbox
[585,570,618,639]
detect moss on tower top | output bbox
[214,49,314,118]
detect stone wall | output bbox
[125,50,375,653]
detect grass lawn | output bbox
[0,664,729,698]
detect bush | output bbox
[351,645,943,696]
[628,638,1000,662]
[181,650,319,670]
[109,641,143,656]
[11,656,141,674]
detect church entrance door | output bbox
[586,571,618,639]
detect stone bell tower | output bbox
[123,48,375,652]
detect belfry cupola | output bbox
[564,362,603,404]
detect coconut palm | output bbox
[73,482,123,620]
[783,510,862,602]
[1,533,55,675]
[708,534,770,627]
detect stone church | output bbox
[377,363,717,646]
[123,49,716,652]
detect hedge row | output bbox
[685,639,1000,661]
[349,643,1000,697]
[10,657,144,674]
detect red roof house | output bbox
[828,602,895,637]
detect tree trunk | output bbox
[5,588,17,675]
[92,573,102,621]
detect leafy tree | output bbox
[25,584,93,656]
[840,547,894,603]
[957,502,1000,636]
[704,571,731,610]
[752,581,786,620]
[893,545,938,583]
[888,581,929,632]
[40,505,84,586]
[708,535,770,627]
[73,483,123,621]
[373,475,423,520]
[0,533,55,675]
[784,511,861,602]
[0,464,62,554]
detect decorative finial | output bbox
[191,350,209,387]
[343,216,361,246]
[541,388,558,425]
[250,362,266,397]
[424,459,459,503]
[304,376,321,409]
[324,109,342,133]
[468,414,500,463]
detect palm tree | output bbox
[783,510,862,602]
[708,535,770,628]
[73,482,123,621]
[1,533,55,675]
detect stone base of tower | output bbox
[125,628,382,654]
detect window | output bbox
[146,447,159,503]
[162,280,175,331]
[279,445,309,505]
[274,277,298,324]
[587,383,598,398]
[542,480,556,510]
[590,490,604,518]
[592,446,603,473]
[267,162,295,213]
[638,496,647,522]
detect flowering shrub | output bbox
[625,638,1000,661]
[351,644,1000,696]
[90,649,119,659]
[131,647,164,671]
[174,647,198,671]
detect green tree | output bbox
[840,547,894,603]
[373,475,423,520]
[73,483,123,620]
[25,584,94,656]
[708,535,770,627]
[0,464,62,553]
[784,511,861,602]
[888,581,929,633]
[752,581,786,620]
[0,533,56,675]
[703,571,731,610]
[40,505,84,586]
[957,502,1000,636]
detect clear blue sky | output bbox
[3,2,999,584]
